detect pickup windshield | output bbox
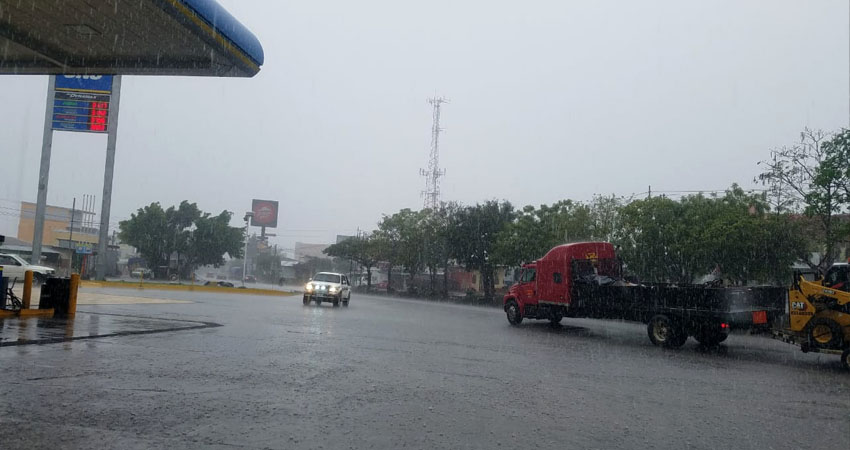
[312,273,341,283]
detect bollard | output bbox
[22,270,32,309]
[139,270,144,288]
[68,273,80,316]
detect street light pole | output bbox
[243,212,253,286]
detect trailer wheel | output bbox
[647,315,684,348]
[841,349,850,371]
[807,318,844,350]
[505,300,523,326]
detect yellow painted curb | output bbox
[80,280,295,297]
[0,308,54,318]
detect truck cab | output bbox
[504,242,617,325]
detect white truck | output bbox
[0,253,56,284]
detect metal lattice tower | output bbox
[420,96,448,210]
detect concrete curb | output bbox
[81,280,296,297]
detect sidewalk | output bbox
[9,285,193,307]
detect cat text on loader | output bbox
[773,263,850,370]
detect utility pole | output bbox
[420,96,448,210]
[69,197,76,274]
[242,211,253,286]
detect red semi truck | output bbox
[503,242,786,347]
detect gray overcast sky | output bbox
[1,0,848,254]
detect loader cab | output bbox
[823,264,850,292]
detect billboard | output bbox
[251,199,278,228]
[52,75,113,133]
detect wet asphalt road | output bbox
[0,289,848,450]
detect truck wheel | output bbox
[647,315,684,348]
[302,295,310,306]
[549,311,563,325]
[842,349,850,371]
[33,273,46,285]
[505,300,523,326]
[807,318,844,349]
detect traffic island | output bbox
[80,280,296,297]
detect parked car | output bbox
[0,253,55,284]
[303,272,352,307]
[130,268,154,279]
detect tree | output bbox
[616,186,808,284]
[376,209,425,291]
[119,202,169,270]
[324,234,381,290]
[493,200,595,267]
[448,200,515,300]
[119,202,243,278]
[165,201,201,276]
[758,128,850,270]
[186,210,244,269]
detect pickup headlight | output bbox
[305,283,313,291]
[329,286,338,293]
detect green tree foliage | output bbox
[187,211,244,268]
[447,200,515,300]
[118,202,169,269]
[494,200,593,267]
[375,208,427,291]
[616,187,807,284]
[324,234,381,289]
[119,202,243,277]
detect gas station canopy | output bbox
[0,0,264,77]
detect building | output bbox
[17,201,98,248]
[294,242,330,261]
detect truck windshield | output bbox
[520,268,536,283]
[313,273,341,283]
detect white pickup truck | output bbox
[0,253,55,284]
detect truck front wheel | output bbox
[647,315,686,348]
[505,300,523,326]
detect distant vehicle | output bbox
[205,280,235,288]
[131,268,154,279]
[303,272,352,307]
[0,253,55,284]
[244,275,256,283]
